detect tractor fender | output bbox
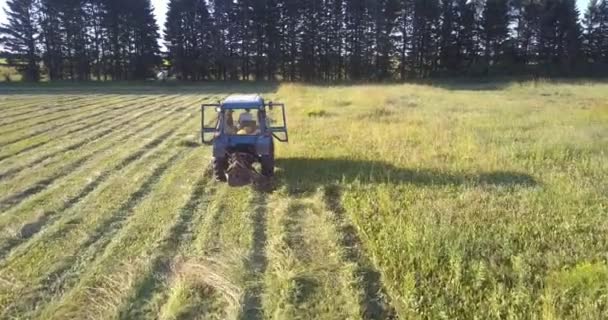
[255,136,273,156]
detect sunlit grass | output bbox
[274,81,608,319]
[0,80,606,319]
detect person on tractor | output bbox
[239,109,253,124]
[237,109,258,135]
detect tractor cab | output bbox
[201,95,288,186]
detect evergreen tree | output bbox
[2,0,607,82]
[583,0,608,64]
[538,0,582,72]
[481,0,510,70]
[39,0,64,80]
[0,0,41,81]
[165,0,213,80]
[395,0,414,79]
[128,0,161,79]
[411,0,441,77]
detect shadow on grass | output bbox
[277,157,538,195]
[301,77,608,91]
[0,81,279,95]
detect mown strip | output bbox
[0,95,88,118]
[0,94,170,163]
[116,168,216,319]
[2,98,142,130]
[34,149,206,320]
[0,96,201,209]
[0,94,150,147]
[0,103,196,259]
[0,105,201,317]
[322,185,396,320]
[0,111,180,210]
[154,186,252,320]
[0,95,105,126]
[261,191,362,320]
[0,94,192,177]
[239,192,269,320]
[0,93,135,135]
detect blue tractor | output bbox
[201,95,288,187]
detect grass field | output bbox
[0,80,607,319]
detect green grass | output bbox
[0,80,606,319]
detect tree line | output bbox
[0,0,160,81]
[2,0,608,82]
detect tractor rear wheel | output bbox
[260,155,274,177]
[260,143,275,177]
[213,157,228,182]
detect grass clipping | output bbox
[160,257,243,320]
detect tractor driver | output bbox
[238,109,253,125]
[237,109,258,135]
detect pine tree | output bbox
[165,0,215,80]
[411,0,441,77]
[371,0,400,80]
[395,0,414,80]
[481,0,510,71]
[602,0,608,63]
[128,0,161,79]
[583,0,608,64]
[39,0,64,80]
[0,0,41,81]
[538,0,582,72]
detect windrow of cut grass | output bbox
[0,98,205,318]
[0,93,201,179]
[0,98,205,256]
[36,146,206,320]
[0,95,108,126]
[261,189,375,320]
[116,172,217,319]
[0,94,155,149]
[0,94,182,164]
[0,97,199,211]
[0,94,144,137]
[154,184,246,320]
[0,94,87,111]
[0,102,191,259]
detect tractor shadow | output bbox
[276,157,538,196]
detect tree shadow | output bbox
[276,157,538,195]
[300,77,608,92]
[0,81,279,95]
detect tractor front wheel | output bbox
[213,157,228,182]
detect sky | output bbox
[0,0,594,39]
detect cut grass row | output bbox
[0,97,206,318]
[0,102,190,257]
[0,95,204,210]
[0,94,183,164]
[0,95,88,116]
[0,94,153,147]
[0,95,102,126]
[0,93,200,175]
[37,143,207,319]
[0,94,143,136]
[0,100,197,257]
